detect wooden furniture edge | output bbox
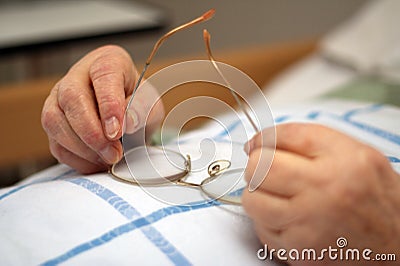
[0,39,317,168]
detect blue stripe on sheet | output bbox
[335,104,400,146]
[274,115,290,123]
[63,178,190,266]
[284,105,400,147]
[41,199,220,266]
[346,119,400,146]
[330,114,400,146]
[306,111,320,120]
[388,156,400,163]
[228,187,244,197]
[214,119,242,139]
[342,104,383,120]
[0,169,75,201]
[204,104,400,152]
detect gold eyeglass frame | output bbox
[110,9,259,205]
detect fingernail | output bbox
[100,145,120,164]
[248,172,261,192]
[105,116,120,139]
[243,139,254,155]
[125,109,139,134]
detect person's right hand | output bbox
[41,45,164,174]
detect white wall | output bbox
[0,0,368,83]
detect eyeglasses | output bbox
[110,9,267,205]
[111,144,248,205]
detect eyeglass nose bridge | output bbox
[208,159,231,176]
[185,154,192,172]
[176,157,232,187]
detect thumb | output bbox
[124,79,164,134]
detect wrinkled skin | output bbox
[243,123,400,265]
[42,45,163,173]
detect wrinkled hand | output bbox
[243,123,400,265]
[42,45,163,174]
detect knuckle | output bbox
[357,145,388,171]
[297,133,314,149]
[280,123,308,135]
[282,122,326,136]
[96,45,128,57]
[331,183,364,213]
[331,157,373,208]
[89,46,131,85]
[89,64,125,111]
[280,123,315,148]
[89,54,125,86]
[97,93,122,114]
[41,106,58,134]
[89,63,121,83]
[57,80,87,112]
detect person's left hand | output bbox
[242,123,400,265]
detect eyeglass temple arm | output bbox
[146,9,215,65]
[127,9,216,108]
[128,9,215,106]
[203,30,260,133]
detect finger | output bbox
[124,79,164,134]
[244,125,275,152]
[88,46,138,140]
[245,145,275,192]
[253,222,284,249]
[42,90,104,165]
[56,75,123,164]
[245,148,311,197]
[242,188,296,231]
[246,123,343,158]
[49,138,107,174]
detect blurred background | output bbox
[0,0,368,186]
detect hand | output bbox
[41,45,163,174]
[243,123,400,265]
